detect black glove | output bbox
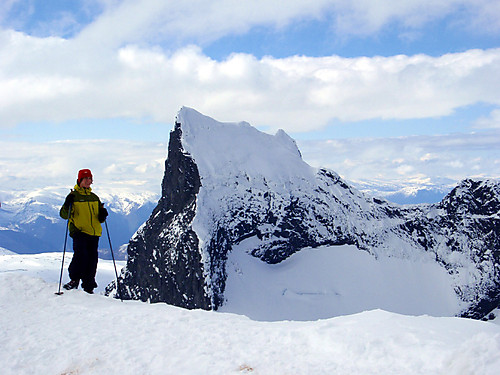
[64,193,74,208]
[98,206,108,222]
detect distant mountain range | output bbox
[0,189,155,260]
[353,181,451,205]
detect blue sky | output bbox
[0,0,499,198]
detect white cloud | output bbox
[298,130,500,185]
[0,140,166,198]
[70,1,500,45]
[475,109,500,129]
[330,0,500,36]
[1,0,499,148]
[463,0,500,34]
[72,0,337,48]
[3,1,499,48]
[2,1,498,52]
[0,0,28,26]
[1,26,499,133]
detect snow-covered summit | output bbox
[178,107,313,186]
[112,107,500,320]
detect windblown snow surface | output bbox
[1,252,500,375]
[220,243,460,321]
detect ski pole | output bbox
[104,220,123,301]
[55,202,72,295]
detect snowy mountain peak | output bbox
[177,107,313,185]
[441,178,500,216]
[112,108,500,321]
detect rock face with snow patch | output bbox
[113,107,500,318]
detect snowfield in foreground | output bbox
[1,253,500,374]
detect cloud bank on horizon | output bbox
[0,0,499,192]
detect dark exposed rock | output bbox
[111,121,211,309]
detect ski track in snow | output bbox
[1,253,500,375]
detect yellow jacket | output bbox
[60,185,103,237]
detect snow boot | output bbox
[82,280,97,294]
[63,280,79,290]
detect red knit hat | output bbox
[77,169,93,185]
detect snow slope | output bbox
[1,253,500,375]
[220,244,461,321]
[0,252,125,294]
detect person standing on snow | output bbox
[60,169,108,294]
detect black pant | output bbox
[69,232,99,291]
